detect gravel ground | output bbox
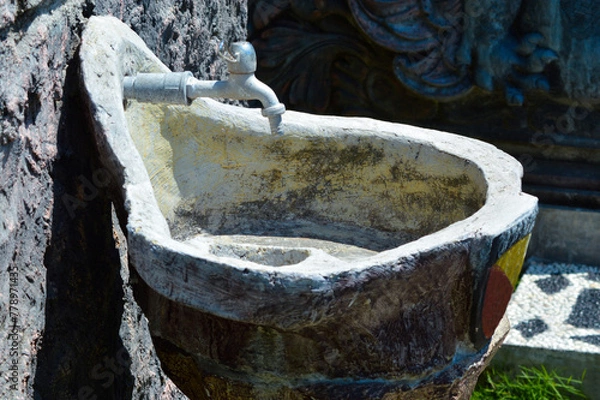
[504,259,600,353]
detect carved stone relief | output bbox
[249,0,600,208]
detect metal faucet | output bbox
[122,41,286,135]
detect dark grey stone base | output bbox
[529,205,600,265]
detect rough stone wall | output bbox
[0,1,246,398]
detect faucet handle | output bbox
[216,39,239,64]
[215,40,258,75]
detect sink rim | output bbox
[80,16,538,329]
[122,98,534,273]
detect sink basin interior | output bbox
[125,100,487,260]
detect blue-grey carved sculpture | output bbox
[250,0,598,109]
[249,0,600,209]
[350,0,562,105]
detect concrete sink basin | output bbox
[80,16,537,400]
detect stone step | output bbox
[492,259,600,399]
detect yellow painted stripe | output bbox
[495,234,532,288]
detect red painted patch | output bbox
[481,265,514,339]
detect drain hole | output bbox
[209,244,310,267]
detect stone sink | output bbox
[80,16,538,400]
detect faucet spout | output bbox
[186,74,285,135]
[122,41,285,135]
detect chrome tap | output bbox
[122,41,285,135]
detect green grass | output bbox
[471,365,588,400]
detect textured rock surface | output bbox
[0,1,245,398]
